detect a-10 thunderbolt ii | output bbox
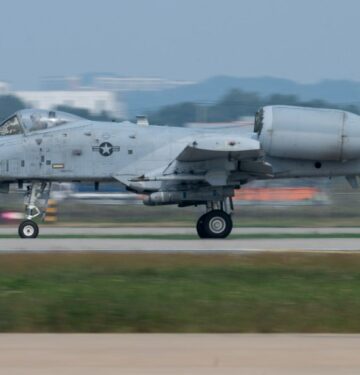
[0,105,359,238]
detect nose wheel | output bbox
[196,210,233,239]
[18,220,39,239]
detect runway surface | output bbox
[1,334,360,375]
[2,237,360,252]
[2,226,360,252]
[2,226,360,235]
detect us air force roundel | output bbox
[92,142,120,157]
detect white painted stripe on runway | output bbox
[1,238,360,252]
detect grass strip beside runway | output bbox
[0,252,360,332]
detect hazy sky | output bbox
[1,0,359,88]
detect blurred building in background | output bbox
[40,76,82,91]
[92,76,195,92]
[41,74,195,92]
[0,74,194,120]
[15,90,125,119]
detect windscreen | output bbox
[0,115,23,136]
[18,110,82,132]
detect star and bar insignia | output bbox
[92,142,120,157]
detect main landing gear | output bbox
[196,200,234,239]
[18,182,51,239]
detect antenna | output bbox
[136,115,149,126]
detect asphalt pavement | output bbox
[1,226,360,235]
[1,226,360,252]
[0,334,359,375]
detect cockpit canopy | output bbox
[0,116,22,136]
[0,109,83,136]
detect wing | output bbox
[176,135,261,162]
[113,134,272,192]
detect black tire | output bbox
[18,220,39,239]
[196,215,207,238]
[202,210,232,239]
[228,214,233,233]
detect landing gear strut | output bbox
[18,182,51,239]
[196,199,233,239]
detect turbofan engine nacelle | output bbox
[256,106,360,161]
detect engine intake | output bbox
[257,105,360,161]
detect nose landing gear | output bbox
[18,220,39,239]
[18,182,51,239]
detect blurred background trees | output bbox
[0,96,26,122]
[2,87,360,127]
[148,89,360,126]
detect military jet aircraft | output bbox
[1,105,359,239]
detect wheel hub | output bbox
[23,225,35,237]
[209,216,226,234]
[19,220,39,239]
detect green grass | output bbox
[1,252,360,332]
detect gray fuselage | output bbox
[0,110,359,185]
